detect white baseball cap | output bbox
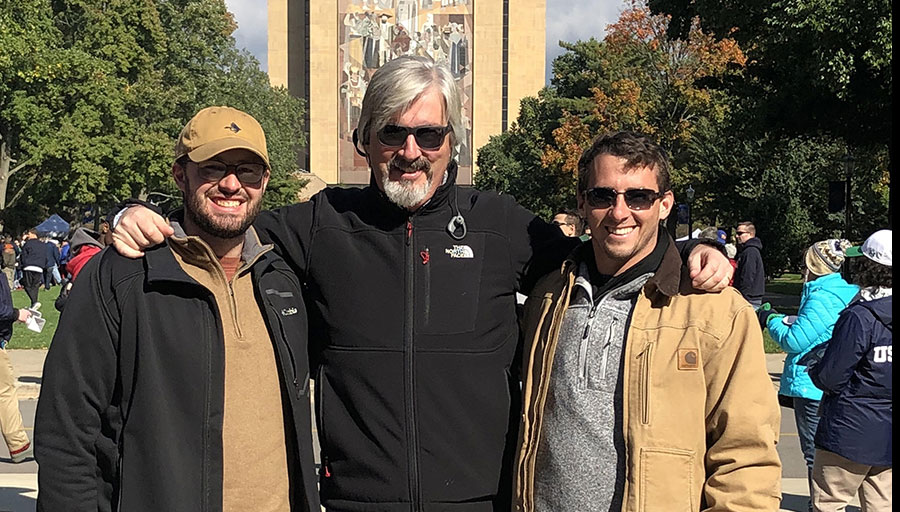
[845,229,891,267]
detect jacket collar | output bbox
[144,210,274,285]
[564,231,683,301]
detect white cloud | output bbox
[224,0,269,71]
[545,0,623,81]
[225,0,625,81]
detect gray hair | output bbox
[357,56,463,151]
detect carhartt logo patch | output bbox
[678,349,699,370]
[445,245,474,259]
[281,307,298,316]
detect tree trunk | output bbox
[0,140,11,211]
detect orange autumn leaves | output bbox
[542,1,746,175]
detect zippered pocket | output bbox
[579,316,621,392]
[638,341,655,425]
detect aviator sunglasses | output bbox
[377,124,452,150]
[191,161,268,185]
[583,187,663,211]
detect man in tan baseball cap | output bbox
[35,106,320,512]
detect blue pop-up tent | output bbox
[34,214,70,238]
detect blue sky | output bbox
[224,0,623,83]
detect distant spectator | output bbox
[758,239,859,509]
[43,238,62,289]
[1,262,35,463]
[58,240,71,276]
[809,229,892,512]
[1,238,16,290]
[698,226,726,245]
[551,210,582,238]
[734,221,765,307]
[20,230,45,309]
[54,229,104,312]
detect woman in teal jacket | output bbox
[759,239,859,505]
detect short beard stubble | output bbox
[183,174,262,240]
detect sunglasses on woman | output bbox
[583,187,663,210]
[377,124,452,150]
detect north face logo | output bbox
[445,245,474,259]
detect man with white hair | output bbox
[114,56,732,510]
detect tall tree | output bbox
[648,0,892,146]
[476,0,745,220]
[0,0,307,231]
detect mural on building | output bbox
[338,0,474,180]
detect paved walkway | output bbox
[1,350,860,511]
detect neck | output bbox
[183,220,244,260]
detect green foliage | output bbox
[685,113,890,274]
[649,0,892,146]
[477,1,745,220]
[0,0,307,228]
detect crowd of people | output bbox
[0,55,890,512]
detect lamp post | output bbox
[841,151,855,240]
[686,184,695,239]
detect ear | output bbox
[173,162,187,193]
[657,190,675,220]
[576,191,586,217]
[259,169,271,193]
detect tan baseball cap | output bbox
[174,106,270,168]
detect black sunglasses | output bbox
[583,187,663,210]
[191,161,267,184]
[377,124,452,150]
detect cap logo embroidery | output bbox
[227,122,241,133]
[445,245,474,259]
[678,349,699,370]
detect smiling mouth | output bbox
[607,226,636,236]
[210,198,244,208]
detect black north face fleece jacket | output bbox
[254,162,569,511]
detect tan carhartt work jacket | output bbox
[515,240,781,512]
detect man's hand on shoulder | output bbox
[688,244,733,293]
[112,206,174,259]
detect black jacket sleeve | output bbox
[0,276,17,325]
[35,253,121,511]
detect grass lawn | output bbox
[8,287,61,349]
[767,273,804,297]
[762,273,803,353]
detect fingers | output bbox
[111,232,145,259]
[689,245,733,293]
[111,206,174,259]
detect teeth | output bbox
[611,227,634,235]
[214,199,241,207]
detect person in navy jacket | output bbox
[760,239,858,507]
[808,229,892,512]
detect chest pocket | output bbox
[415,233,485,337]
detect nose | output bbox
[398,133,422,161]
[607,193,631,221]
[217,172,242,193]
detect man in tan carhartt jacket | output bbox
[514,132,781,512]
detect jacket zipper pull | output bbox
[583,305,598,339]
[420,247,430,264]
[407,220,413,246]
